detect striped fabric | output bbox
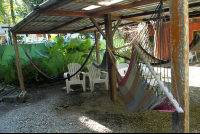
[107,46,176,113]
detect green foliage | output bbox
[21,57,50,84]
[1,55,18,84]
[0,36,101,85]
[36,36,93,74]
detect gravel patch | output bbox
[0,66,200,133]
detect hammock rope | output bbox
[19,42,95,80]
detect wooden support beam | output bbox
[90,17,107,39]
[105,14,117,101]
[25,26,85,28]
[42,9,144,22]
[73,0,147,12]
[12,34,25,92]
[122,1,200,20]
[112,20,122,36]
[75,19,116,33]
[95,31,100,65]
[46,17,84,33]
[170,0,189,133]
[90,0,160,16]
[15,30,94,34]
[32,20,93,24]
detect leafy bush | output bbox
[36,36,94,73]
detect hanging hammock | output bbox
[107,44,183,113]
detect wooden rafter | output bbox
[89,0,160,16]
[15,30,94,34]
[41,9,144,22]
[46,17,84,33]
[112,20,122,36]
[25,25,85,28]
[122,1,200,19]
[72,0,147,12]
[32,20,93,24]
[75,18,116,33]
[89,17,106,39]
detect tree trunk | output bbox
[9,0,16,24]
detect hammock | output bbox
[20,43,95,80]
[89,51,108,71]
[106,45,183,113]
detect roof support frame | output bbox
[89,0,160,16]
[46,17,84,33]
[11,0,75,33]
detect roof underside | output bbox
[10,0,200,34]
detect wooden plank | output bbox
[75,19,116,33]
[46,17,84,33]
[112,20,122,37]
[25,26,85,28]
[72,0,147,12]
[90,17,106,39]
[90,0,160,16]
[105,14,117,101]
[170,0,189,133]
[42,9,144,22]
[122,2,200,20]
[15,30,95,34]
[32,20,93,24]
[12,34,25,92]
[95,30,100,64]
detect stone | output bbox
[18,91,27,103]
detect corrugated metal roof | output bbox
[9,0,200,34]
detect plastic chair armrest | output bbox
[64,72,69,81]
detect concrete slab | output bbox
[2,94,18,103]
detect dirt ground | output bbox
[0,66,200,133]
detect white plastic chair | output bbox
[63,63,87,93]
[38,37,44,42]
[26,37,32,43]
[86,63,109,91]
[116,63,129,77]
[189,51,199,63]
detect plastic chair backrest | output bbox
[38,37,44,42]
[67,63,81,81]
[87,63,100,79]
[117,63,129,69]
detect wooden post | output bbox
[13,33,25,91]
[95,30,100,64]
[105,14,117,101]
[170,0,189,133]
